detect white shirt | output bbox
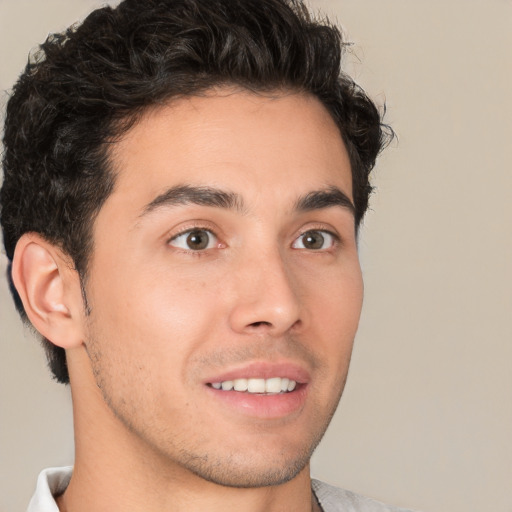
[28,467,416,512]
[27,467,72,512]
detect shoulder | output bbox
[312,479,419,512]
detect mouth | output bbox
[208,377,297,394]
[204,363,309,419]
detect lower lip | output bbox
[205,384,308,419]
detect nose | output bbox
[228,247,302,336]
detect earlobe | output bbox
[11,233,85,349]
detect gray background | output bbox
[1,1,511,511]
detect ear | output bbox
[11,233,85,349]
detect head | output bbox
[1,0,390,489]
[1,0,389,385]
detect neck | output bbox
[58,466,317,512]
[60,351,318,512]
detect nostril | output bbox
[249,321,272,328]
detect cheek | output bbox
[305,262,363,357]
[308,256,363,314]
[87,261,226,360]
[83,267,226,416]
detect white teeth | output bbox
[248,378,266,393]
[265,377,281,393]
[211,377,298,394]
[233,378,248,391]
[221,380,234,391]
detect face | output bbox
[82,89,363,487]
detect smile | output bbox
[209,377,297,394]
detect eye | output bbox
[169,229,218,251]
[292,230,337,250]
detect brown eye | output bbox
[169,229,217,251]
[186,230,210,250]
[292,230,335,250]
[302,231,324,249]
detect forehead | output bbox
[106,89,352,216]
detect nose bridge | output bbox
[229,242,302,335]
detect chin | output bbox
[173,434,321,488]
[187,452,310,488]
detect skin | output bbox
[16,89,364,511]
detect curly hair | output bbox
[1,0,392,384]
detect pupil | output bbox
[187,230,209,250]
[304,231,324,249]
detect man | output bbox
[0,0,412,510]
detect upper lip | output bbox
[203,361,311,384]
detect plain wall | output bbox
[1,1,511,511]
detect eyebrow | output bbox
[140,184,246,217]
[295,186,355,215]
[139,183,354,219]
